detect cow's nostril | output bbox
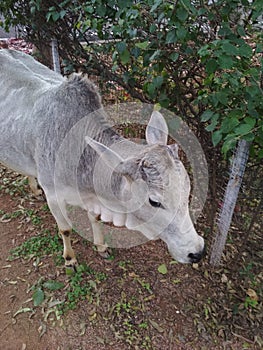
[188,251,204,263]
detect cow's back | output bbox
[0,49,64,123]
[0,49,108,182]
[0,49,64,175]
[0,49,64,87]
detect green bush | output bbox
[0,0,262,158]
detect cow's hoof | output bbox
[98,248,113,259]
[33,188,43,197]
[64,257,78,273]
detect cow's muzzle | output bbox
[188,247,205,263]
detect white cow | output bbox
[0,49,204,267]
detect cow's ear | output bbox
[85,137,124,169]
[167,143,179,159]
[115,159,138,180]
[146,111,168,145]
[86,136,140,180]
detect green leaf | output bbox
[176,7,188,21]
[170,52,179,62]
[135,41,149,50]
[150,50,161,61]
[205,119,218,132]
[59,10,66,19]
[159,93,170,108]
[150,24,157,33]
[218,55,234,69]
[212,130,222,146]
[243,133,255,142]
[221,116,239,133]
[150,0,162,12]
[237,25,246,37]
[43,280,65,291]
[198,44,210,58]
[206,59,218,74]
[46,12,52,21]
[52,12,61,22]
[201,110,214,122]
[158,264,168,275]
[97,5,106,17]
[222,137,237,156]
[244,117,256,129]
[116,41,126,53]
[235,123,255,135]
[147,82,156,97]
[84,6,94,14]
[120,49,131,64]
[166,29,177,44]
[238,43,252,58]
[217,92,228,106]
[205,113,219,132]
[131,47,141,59]
[258,149,263,159]
[177,27,187,40]
[152,76,163,88]
[66,267,74,276]
[33,287,45,306]
[222,42,238,55]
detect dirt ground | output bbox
[0,166,262,350]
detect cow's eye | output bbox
[149,198,164,209]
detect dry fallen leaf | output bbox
[246,288,259,301]
[221,274,228,283]
[149,319,164,333]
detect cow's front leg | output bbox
[39,185,78,269]
[60,229,78,269]
[88,212,110,258]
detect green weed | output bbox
[0,176,28,196]
[0,208,42,225]
[9,229,63,264]
[0,210,24,220]
[9,234,108,316]
[60,263,107,312]
[243,296,258,309]
[113,296,152,349]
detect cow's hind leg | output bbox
[88,212,110,258]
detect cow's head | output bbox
[86,111,205,263]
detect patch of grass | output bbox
[0,209,24,220]
[9,229,63,264]
[118,260,132,270]
[240,262,256,284]
[238,262,262,311]
[0,176,28,196]
[0,208,42,226]
[137,278,152,293]
[41,203,50,212]
[31,278,65,307]
[113,296,152,349]
[25,208,42,225]
[61,263,107,312]
[9,233,108,317]
[111,266,154,349]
